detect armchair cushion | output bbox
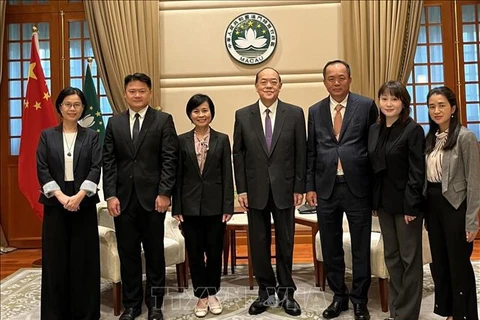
[315,214,432,280]
[315,227,388,278]
[97,208,185,284]
[98,225,121,283]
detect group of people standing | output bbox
[36,59,479,320]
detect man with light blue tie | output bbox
[233,67,306,317]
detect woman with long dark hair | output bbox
[37,87,102,320]
[425,86,479,320]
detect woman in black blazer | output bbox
[424,86,479,320]
[36,87,102,320]
[172,94,234,318]
[368,81,425,320]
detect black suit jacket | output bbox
[368,118,425,216]
[103,107,178,212]
[306,92,378,199]
[233,100,306,210]
[172,128,234,216]
[36,124,101,206]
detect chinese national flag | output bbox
[18,32,58,220]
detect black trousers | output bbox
[377,210,423,320]
[41,182,100,320]
[114,191,166,310]
[181,215,225,298]
[426,183,478,320]
[316,178,372,305]
[247,188,296,300]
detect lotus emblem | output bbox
[225,13,277,65]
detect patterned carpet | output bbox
[1,263,479,320]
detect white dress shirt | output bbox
[258,99,278,134]
[329,95,349,126]
[63,132,76,181]
[129,106,149,138]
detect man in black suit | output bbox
[103,73,178,320]
[233,67,306,316]
[305,60,378,320]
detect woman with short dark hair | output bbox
[37,87,102,320]
[172,93,234,317]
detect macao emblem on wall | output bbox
[225,13,277,65]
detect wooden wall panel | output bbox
[3,165,42,248]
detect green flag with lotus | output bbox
[79,63,105,146]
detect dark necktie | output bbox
[265,109,272,151]
[132,113,140,144]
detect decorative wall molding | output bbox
[159,1,339,11]
[160,73,323,88]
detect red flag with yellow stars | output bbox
[18,31,58,220]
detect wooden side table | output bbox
[222,209,255,288]
[222,208,275,290]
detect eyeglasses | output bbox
[61,103,83,109]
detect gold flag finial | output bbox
[32,26,38,33]
[87,57,93,63]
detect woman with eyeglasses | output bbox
[172,94,234,317]
[424,86,479,320]
[36,87,102,320]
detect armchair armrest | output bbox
[98,225,117,245]
[98,225,121,283]
[97,206,115,230]
[163,212,185,266]
[164,212,183,242]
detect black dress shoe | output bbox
[248,296,273,315]
[353,303,370,320]
[119,307,141,320]
[322,300,348,319]
[148,308,163,320]
[280,297,301,316]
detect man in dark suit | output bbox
[233,67,306,316]
[305,60,378,320]
[103,73,178,320]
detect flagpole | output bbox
[86,56,106,212]
[32,26,39,50]
[31,25,43,269]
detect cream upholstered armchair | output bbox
[97,201,187,316]
[315,214,432,312]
